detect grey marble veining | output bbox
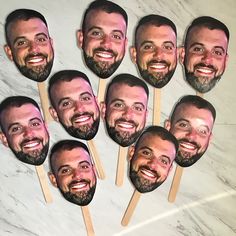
[0,0,236,235]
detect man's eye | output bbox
[133,105,144,112]
[163,44,174,51]
[198,128,208,136]
[16,40,28,47]
[141,150,151,156]
[10,126,21,133]
[37,37,47,43]
[160,158,168,165]
[213,49,223,56]
[143,44,153,50]
[60,168,71,174]
[193,47,204,53]
[113,102,124,108]
[91,31,102,37]
[62,101,71,107]
[81,96,91,102]
[178,122,188,128]
[112,34,122,40]
[31,122,41,127]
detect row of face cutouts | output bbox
[4,5,229,93]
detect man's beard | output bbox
[11,141,49,166]
[129,165,164,193]
[105,118,143,147]
[184,62,222,93]
[14,53,54,82]
[175,138,205,167]
[61,115,100,140]
[59,180,96,206]
[83,49,123,79]
[137,60,176,88]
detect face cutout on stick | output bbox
[77,0,128,79]
[130,14,177,88]
[165,95,216,167]
[129,126,178,193]
[49,70,100,140]
[180,16,229,93]
[4,9,54,82]
[49,139,97,206]
[0,96,49,165]
[101,73,149,147]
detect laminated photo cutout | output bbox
[128,126,178,193]
[179,16,229,93]
[48,70,100,141]
[77,0,128,79]
[4,9,54,82]
[0,96,49,166]
[130,14,178,88]
[101,73,149,147]
[165,95,216,167]
[48,139,97,206]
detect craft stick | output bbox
[35,165,53,203]
[121,190,142,226]
[87,139,105,180]
[37,82,52,123]
[153,88,161,125]
[168,165,183,203]
[115,146,128,187]
[81,206,95,236]
[97,79,107,103]
[196,91,204,98]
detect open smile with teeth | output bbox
[195,67,214,75]
[70,182,89,192]
[73,115,91,124]
[149,63,167,71]
[95,52,114,61]
[26,56,45,65]
[139,168,157,180]
[22,140,41,150]
[116,122,135,131]
[179,142,197,153]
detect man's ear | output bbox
[4,44,13,61]
[48,172,58,187]
[130,46,137,64]
[100,101,106,120]
[49,106,59,122]
[128,145,135,161]
[76,29,83,48]
[0,131,9,147]
[164,119,171,131]
[179,46,185,65]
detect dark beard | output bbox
[129,166,164,193]
[175,149,205,167]
[183,61,222,93]
[105,120,143,147]
[11,142,49,166]
[137,63,176,88]
[59,184,96,206]
[83,51,122,79]
[62,118,100,140]
[14,56,54,82]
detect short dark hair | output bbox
[105,73,149,104]
[170,95,216,123]
[49,139,90,173]
[184,16,229,48]
[5,8,48,46]
[0,96,41,130]
[48,70,92,108]
[81,0,128,33]
[134,14,177,46]
[134,125,179,152]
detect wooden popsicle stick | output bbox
[115,146,128,187]
[81,206,95,236]
[168,165,183,203]
[153,88,161,125]
[97,79,107,104]
[87,139,105,180]
[35,165,53,203]
[121,190,141,226]
[37,82,52,123]
[196,91,204,98]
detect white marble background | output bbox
[0,0,236,235]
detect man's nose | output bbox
[23,127,34,138]
[28,41,40,53]
[201,50,213,64]
[100,35,111,48]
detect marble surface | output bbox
[0,0,236,235]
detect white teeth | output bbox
[71,183,87,189]
[141,169,156,178]
[28,58,43,63]
[150,64,166,69]
[74,116,90,123]
[180,142,196,150]
[23,141,39,148]
[96,52,112,58]
[197,68,213,74]
[117,123,134,129]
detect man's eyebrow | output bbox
[57,160,91,172]
[109,98,124,104]
[140,40,154,47]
